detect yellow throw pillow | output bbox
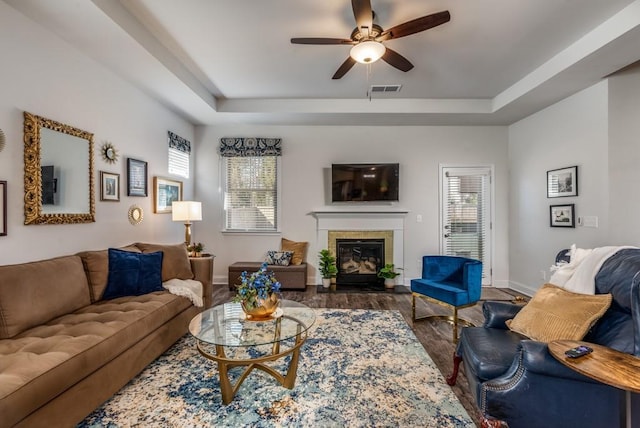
[506,283,611,342]
[281,238,308,265]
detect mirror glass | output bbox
[24,112,95,224]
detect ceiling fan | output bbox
[291,0,450,79]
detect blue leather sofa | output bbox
[448,248,640,428]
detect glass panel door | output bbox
[440,166,492,285]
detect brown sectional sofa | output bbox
[0,243,212,428]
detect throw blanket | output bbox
[550,245,634,294]
[163,278,203,307]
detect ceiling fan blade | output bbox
[381,48,414,72]
[377,10,450,41]
[332,57,357,79]
[291,37,354,45]
[352,0,373,35]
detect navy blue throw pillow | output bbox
[103,248,164,300]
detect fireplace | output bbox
[336,238,385,287]
[312,208,408,287]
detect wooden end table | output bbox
[549,340,640,428]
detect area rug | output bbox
[79,309,474,427]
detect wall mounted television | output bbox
[331,163,399,202]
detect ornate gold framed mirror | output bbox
[24,111,95,224]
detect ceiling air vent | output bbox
[369,84,402,93]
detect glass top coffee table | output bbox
[189,299,316,404]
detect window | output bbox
[223,156,280,232]
[168,131,190,178]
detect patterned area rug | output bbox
[80,309,474,427]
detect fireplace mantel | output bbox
[312,207,408,286]
[311,207,409,217]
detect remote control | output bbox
[565,345,593,358]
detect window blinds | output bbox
[168,131,191,178]
[224,156,278,231]
[444,170,490,279]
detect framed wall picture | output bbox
[100,171,120,202]
[550,204,575,228]
[154,176,183,213]
[127,158,148,197]
[0,181,6,236]
[547,166,578,198]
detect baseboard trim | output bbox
[508,280,537,297]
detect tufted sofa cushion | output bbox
[0,256,91,339]
[0,291,191,426]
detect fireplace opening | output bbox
[336,238,385,287]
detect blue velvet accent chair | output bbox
[410,255,483,342]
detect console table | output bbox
[549,340,640,428]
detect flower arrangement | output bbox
[232,262,282,311]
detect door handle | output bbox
[444,233,451,238]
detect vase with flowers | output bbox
[232,262,282,320]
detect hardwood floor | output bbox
[212,284,528,427]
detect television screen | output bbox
[332,163,399,202]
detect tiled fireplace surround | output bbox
[312,209,408,286]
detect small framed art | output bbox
[100,171,120,202]
[127,158,148,197]
[0,180,6,236]
[547,166,578,198]
[154,176,183,213]
[550,204,575,228]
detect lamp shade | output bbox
[350,40,386,64]
[172,201,202,222]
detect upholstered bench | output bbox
[228,262,308,290]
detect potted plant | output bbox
[318,249,338,288]
[187,242,204,257]
[377,263,402,288]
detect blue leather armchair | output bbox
[411,255,482,342]
[448,248,640,428]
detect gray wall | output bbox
[194,125,510,286]
[609,64,640,244]
[0,2,195,264]
[507,74,640,295]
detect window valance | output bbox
[219,137,282,157]
[168,131,191,154]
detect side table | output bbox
[549,340,640,428]
[190,255,214,306]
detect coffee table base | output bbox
[196,328,307,404]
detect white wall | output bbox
[608,64,640,244]
[195,125,509,286]
[0,2,194,264]
[508,81,610,295]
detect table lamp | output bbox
[172,201,202,246]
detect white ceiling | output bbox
[6,0,640,126]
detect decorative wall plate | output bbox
[128,205,144,225]
[0,128,5,152]
[101,142,118,164]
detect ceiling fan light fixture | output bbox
[350,40,386,64]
